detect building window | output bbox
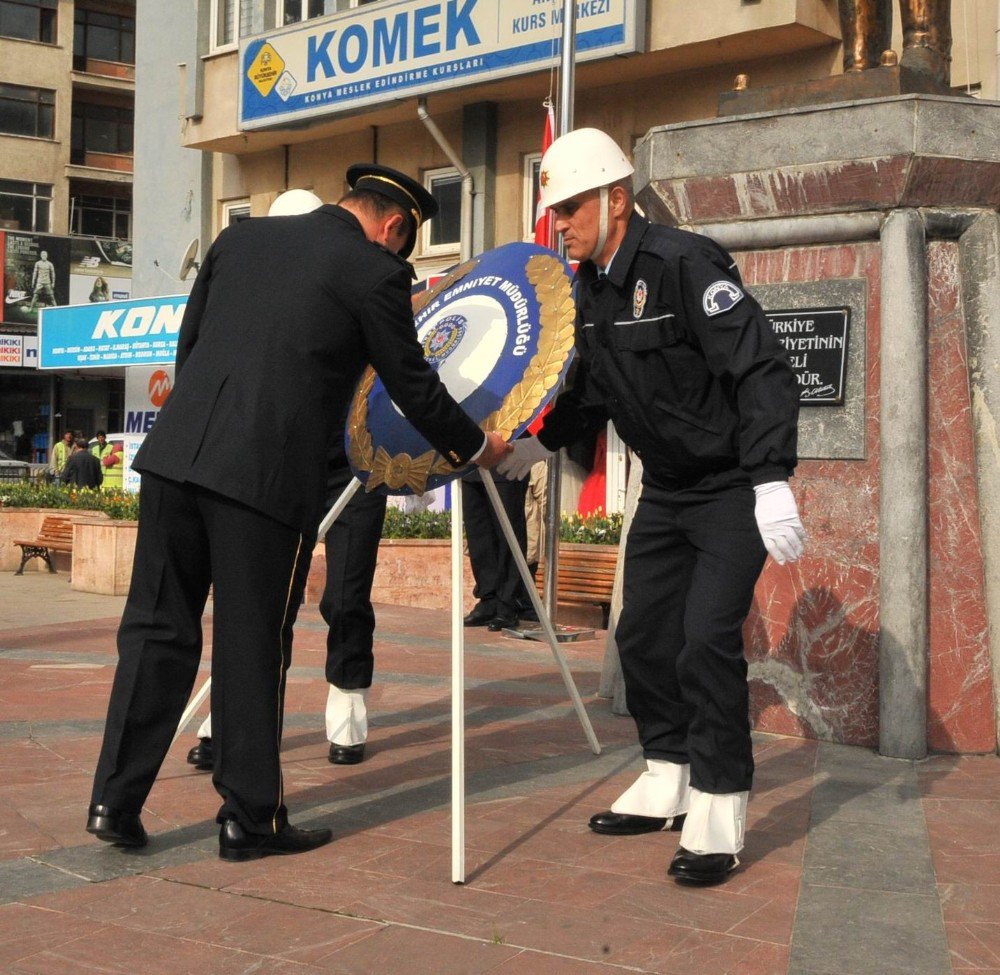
[0,0,56,44]
[279,0,377,24]
[223,200,251,226]
[210,0,235,49]
[0,179,51,231]
[0,83,54,139]
[71,101,133,163]
[523,153,542,241]
[73,8,135,67]
[421,167,461,255]
[70,193,131,238]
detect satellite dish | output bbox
[177,238,201,280]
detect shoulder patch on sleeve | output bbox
[702,280,744,317]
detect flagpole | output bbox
[543,0,576,618]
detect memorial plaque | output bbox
[767,307,850,406]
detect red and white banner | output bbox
[533,101,556,252]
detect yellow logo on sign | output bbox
[247,43,284,98]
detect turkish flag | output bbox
[533,101,556,251]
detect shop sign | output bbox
[37,296,186,369]
[767,307,850,406]
[122,364,175,492]
[0,333,39,368]
[240,0,644,129]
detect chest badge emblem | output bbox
[632,278,648,319]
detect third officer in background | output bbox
[498,129,805,886]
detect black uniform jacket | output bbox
[539,213,798,489]
[134,205,484,534]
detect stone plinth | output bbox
[635,95,1000,228]
[631,95,1000,754]
[718,65,954,117]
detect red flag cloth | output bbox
[576,428,608,517]
[533,101,556,250]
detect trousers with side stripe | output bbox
[615,472,767,795]
[91,472,314,834]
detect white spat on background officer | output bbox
[498,128,805,885]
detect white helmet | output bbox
[538,128,633,209]
[268,188,323,216]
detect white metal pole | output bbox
[543,0,578,617]
[480,470,600,755]
[316,477,362,541]
[450,482,466,882]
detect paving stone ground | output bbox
[1,572,998,974]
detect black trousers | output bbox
[462,473,529,617]
[91,473,313,835]
[615,473,766,795]
[320,474,387,690]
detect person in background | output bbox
[498,128,804,886]
[50,430,74,482]
[91,432,123,491]
[185,189,388,773]
[62,438,103,489]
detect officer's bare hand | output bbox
[753,481,806,564]
[474,431,514,469]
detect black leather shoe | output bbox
[589,811,686,835]
[328,742,365,765]
[86,803,148,848]
[464,601,497,626]
[668,846,739,885]
[487,614,518,632]
[218,818,333,862]
[186,737,213,771]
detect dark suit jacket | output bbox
[63,450,103,488]
[134,205,484,534]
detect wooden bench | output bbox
[13,515,76,575]
[536,543,619,627]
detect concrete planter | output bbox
[0,507,108,574]
[71,520,138,596]
[306,538,477,612]
[305,536,614,628]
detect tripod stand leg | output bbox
[451,482,466,883]
[171,675,212,747]
[480,469,601,756]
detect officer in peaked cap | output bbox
[346,163,438,261]
[88,165,511,861]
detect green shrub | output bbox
[0,484,621,544]
[379,504,621,544]
[381,506,453,539]
[0,483,140,520]
[558,509,623,545]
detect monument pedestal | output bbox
[633,95,1000,757]
[718,64,955,116]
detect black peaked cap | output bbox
[346,163,438,259]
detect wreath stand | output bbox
[172,469,600,884]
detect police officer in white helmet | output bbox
[187,187,385,772]
[497,129,805,885]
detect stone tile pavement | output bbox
[0,572,998,974]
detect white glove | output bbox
[495,436,553,480]
[753,481,806,564]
